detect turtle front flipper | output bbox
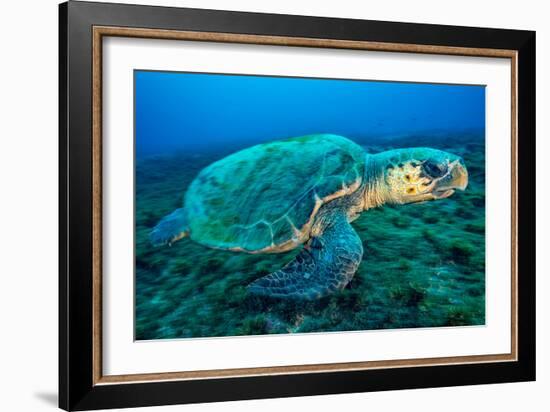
[247,212,363,300]
[150,208,189,246]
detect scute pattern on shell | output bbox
[184,134,366,252]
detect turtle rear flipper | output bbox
[247,211,363,300]
[150,208,189,246]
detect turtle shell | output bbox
[184,134,366,252]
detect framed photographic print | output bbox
[59,1,536,410]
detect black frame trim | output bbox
[59,1,535,410]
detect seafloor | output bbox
[135,133,485,340]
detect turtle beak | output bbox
[450,159,468,191]
[432,159,468,199]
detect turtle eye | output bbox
[422,159,447,178]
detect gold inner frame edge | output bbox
[91,25,518,386]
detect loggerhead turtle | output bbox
[150,134,468,300]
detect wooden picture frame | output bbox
[59,1,535,410]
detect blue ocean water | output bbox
[134,70,486,340]
[135,71,484,157]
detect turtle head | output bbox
[377,147,468,205]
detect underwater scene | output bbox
[135,71,485,340]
